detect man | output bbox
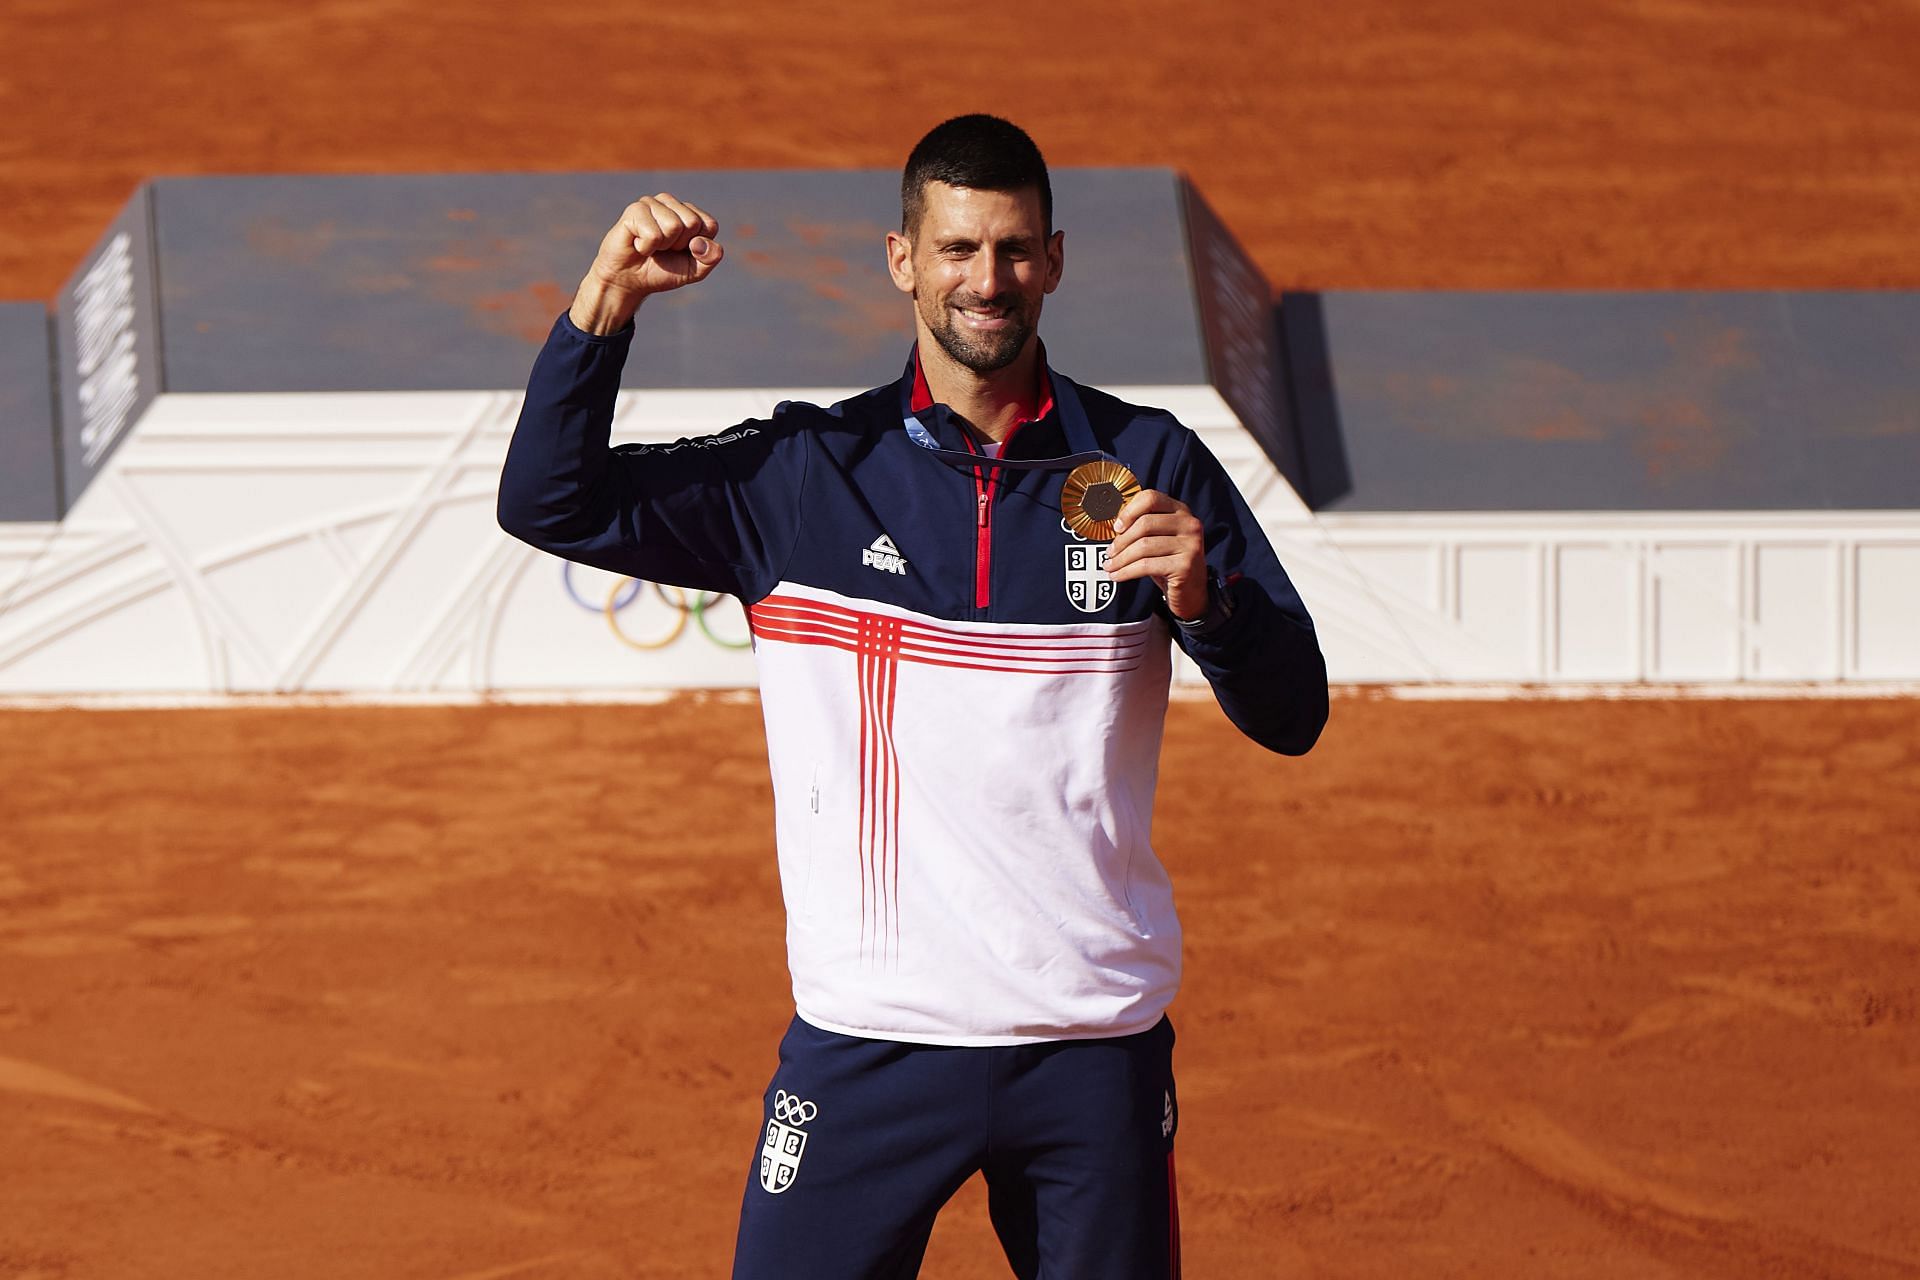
[497,114,1327,1280]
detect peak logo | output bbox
[861,534,908,576]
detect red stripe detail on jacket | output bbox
[880,619,902,963]
[751,596,1128,968]
[756,598,1145,656]
[856,635,872,955]
[848,613,905,969]
[749,596,1147,674]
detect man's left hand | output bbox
[1105,490,1209,622]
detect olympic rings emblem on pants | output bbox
[773,1088,818,1127]
[560,563,751,651]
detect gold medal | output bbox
[1060,460,1141,542]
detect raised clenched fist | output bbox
[569,193,724,335]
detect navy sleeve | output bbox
[496,311,810,602]
[1164,432,1329,756]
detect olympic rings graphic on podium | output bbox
[773,1089,818,1126]
[560,563,752,651]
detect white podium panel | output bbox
[1554,544,1638,681]
[1649,544,1741,681]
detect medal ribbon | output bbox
[898,367,1114,475]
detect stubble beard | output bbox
[920,290,1035,375]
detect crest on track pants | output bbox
[760,1089,818,1194]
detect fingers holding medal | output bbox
[1099,478,1211,623]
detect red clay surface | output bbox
[3,1,1920,1276]
[2,696,1918,1278]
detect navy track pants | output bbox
[731,1014,1181,1280]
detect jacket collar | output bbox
[898,342,1097,462]
[908,343,1055,424]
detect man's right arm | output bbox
[496,195,808,600]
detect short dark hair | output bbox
[901,114,1052,236]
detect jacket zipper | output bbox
[961,417,1029,618]
[973,470,993,613]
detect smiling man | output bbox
[497,114,1328,1280]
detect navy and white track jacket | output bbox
[498,311,1328,1045]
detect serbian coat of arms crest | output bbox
[1064,543,1115,613]
[760,1089,818,1194]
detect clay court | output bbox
[3,1,1920,1277]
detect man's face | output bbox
[886,182,1064,375]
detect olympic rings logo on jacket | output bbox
[560,563,751,651]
